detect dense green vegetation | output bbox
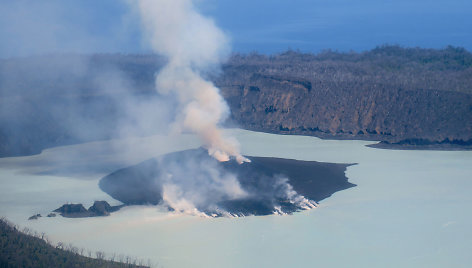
[0,218,150,268]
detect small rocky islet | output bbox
[29,201,123,220]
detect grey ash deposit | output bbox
[99,148,355,217]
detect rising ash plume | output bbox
[119,1,335,216]
[133,0,249,164]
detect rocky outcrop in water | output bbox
[28,214,41,220]
[53,201,122,218]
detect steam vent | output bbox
[99,148,355,217]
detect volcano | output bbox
[99,148,356,217]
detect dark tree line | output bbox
[0,218,155,268]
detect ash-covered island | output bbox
[99,148,355,217]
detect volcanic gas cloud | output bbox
[134,0,249,164]
[115,1,354,217]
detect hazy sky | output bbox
[0,0,471,57]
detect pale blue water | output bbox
[0,129,471,267]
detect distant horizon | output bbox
[1,44,470,60]
[1,0,471,58]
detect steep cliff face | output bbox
[216,48,472,145]
[220,79,472,143]
[0,47,471,158]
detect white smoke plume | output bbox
[160,155,248,217]
[133,0,250,164]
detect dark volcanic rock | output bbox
[28,214,41,220]
[54,201,122,218]
[99,161,163,205]
[99,148,355,217]
[88,201,122,216]
[367,138,472,150]
[54,204,92,218]
[88,201,112,216]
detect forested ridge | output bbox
[217,45,472,147]
[0,218,149,267]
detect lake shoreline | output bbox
[225,125,472,151]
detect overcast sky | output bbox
[0,0,471,58]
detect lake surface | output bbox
[1,129,471,268]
